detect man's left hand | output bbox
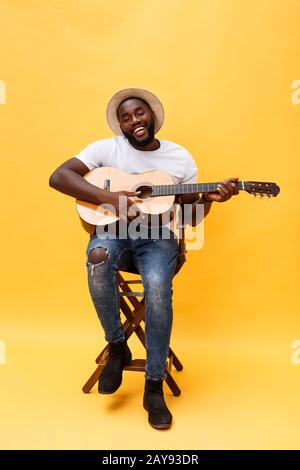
[203,177,239,203]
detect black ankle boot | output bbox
[143,379,172,429]
[98,340,132,394]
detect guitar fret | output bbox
[152,181,243,196]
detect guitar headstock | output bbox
[244,181,280,198]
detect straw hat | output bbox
[106,87,164,135]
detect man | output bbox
[49,87,238,429]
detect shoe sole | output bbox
[149,421,172,429]
[98,389,117,395]
[143,404,172,429]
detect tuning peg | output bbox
[260,193,264,198]
[253,192,257,197]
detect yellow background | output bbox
[0,0,299,449]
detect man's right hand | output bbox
[105,190,142,222]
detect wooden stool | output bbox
[82,271,184,396]
[82,207,187,396]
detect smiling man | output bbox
[117,96,158,149]
[49,87,239,429]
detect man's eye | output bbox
[137,111,144,116]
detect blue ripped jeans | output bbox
[86,231,179,381]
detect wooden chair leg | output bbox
[82,347,109,393]
[95,344,109,364]
[166,370,181,396]
[82,364,103,393]
[169,347,184,371]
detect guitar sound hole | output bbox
[135,185,153,199]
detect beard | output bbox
[122,119,155,148]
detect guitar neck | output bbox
[152,181,244,196]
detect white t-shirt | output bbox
[74,135,198,184]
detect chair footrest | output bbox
[97,358,146,371]
[122,280,143,284]
[124,359,146,371]
[120,292,144,297]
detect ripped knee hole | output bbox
[87,247,109,265]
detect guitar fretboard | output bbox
[152,182,243,196]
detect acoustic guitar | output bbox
[76,167,280,227]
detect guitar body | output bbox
[76,167,175,226]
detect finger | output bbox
[128,198,141,210]
[227,182,237,196]
[216,185,226,198]
[223,180,238,197]
[126,191,141,197]
[210,193,222,202]
[219,182,230,197]
[230,183,239,195]
[222,180,232,191]
[228,178,240,195]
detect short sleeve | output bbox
[74,139,114,170]
[73,142,99,170]
[181,152,198,184]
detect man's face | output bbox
[117,98,155,148]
